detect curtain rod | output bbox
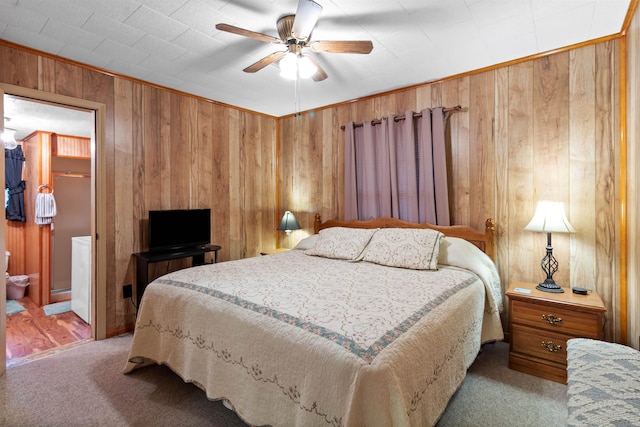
[340,105,462,130]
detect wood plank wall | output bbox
[627,5,640,349]
[278,41,622,341]
[0,43,278,336]
[16,131,53,307]
[0,37,627,343]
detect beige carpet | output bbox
[438,341,567,426]
[1,334,567,426]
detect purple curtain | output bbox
[344,107,450,225]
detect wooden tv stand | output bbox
[132,244,221,308]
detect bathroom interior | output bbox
[4,95,94,366]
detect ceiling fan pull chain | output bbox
[294,67,301,116]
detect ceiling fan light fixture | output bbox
[279,53,298,80]
[298,55,317,79]
[279,53,317,80]
[217,0,369,82]
[2,128,18,150]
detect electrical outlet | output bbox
[123,284,133,299]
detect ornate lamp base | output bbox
[536,282,564,293]
[537,233,564,293]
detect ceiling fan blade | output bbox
[310,40,374,54]
[292,0,323,40]
[243,51,288,73]
[216,23,282,44]
[305,55,328,82]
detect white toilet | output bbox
[5,251,9,280]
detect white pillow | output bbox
[362,228,443,270]
[438,236,503,312]
[438,236,492,266]
[294,234,319,250]
[304,227,377,261]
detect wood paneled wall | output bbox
[20,132,53,307]
[1,43,278,336]
[1,37,626,342]
[279,41,622,341]
[626,4,640,349]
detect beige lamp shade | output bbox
[524,201,575,234]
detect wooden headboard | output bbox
[313,214,496,262]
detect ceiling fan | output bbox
[215,0,373,81]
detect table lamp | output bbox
[524,201,575,293]
[277,210,301,235]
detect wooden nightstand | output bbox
[260,248,289,255]
[506,281,606,384]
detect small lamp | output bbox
[524,201,575,293]
[277,210,301,235]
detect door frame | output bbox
[1,83,107,374]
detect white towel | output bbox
[35,193,57,225]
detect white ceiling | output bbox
[0,0,632,121]
[3,95,93,140]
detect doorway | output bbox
[51,161,92,302]
[3,94,95,366]
[1,83,108,375]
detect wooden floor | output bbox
[6,297,92,366]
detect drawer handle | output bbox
[541,314,563,325]
[541,341,562,352]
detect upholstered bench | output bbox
[566,338,640,426]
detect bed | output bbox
[567,338,640,426]
[125,215,504,426]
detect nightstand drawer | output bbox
[511,299,601,338]
[507,281,606,384]
[511,323,568,365]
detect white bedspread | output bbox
[125,246,503,427]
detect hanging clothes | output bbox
[35,188,57,225]
[5,145,26,222]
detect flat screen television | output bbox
[148,208,211,252]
